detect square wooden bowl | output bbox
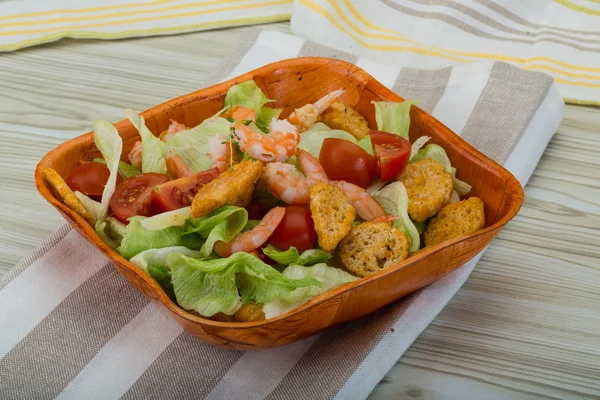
[35,57,523,350]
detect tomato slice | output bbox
[67,162,123,201]
[268,205,317,253]
[319,138,378,188]
[110,173,170,222]
[151,167,220,212]
[370,131,411,182]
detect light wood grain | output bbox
[0,21,599,397]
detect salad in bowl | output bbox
[42,80,485,323]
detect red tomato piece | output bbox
[370,131,411,182]
[110,173,170,222]
[269,205,316,253]
[66,162,123,201]
[151,167,220,212]
[319,138,377,188]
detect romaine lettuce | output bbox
[262,263,358,319]
[298,122,358,158]
[95,217,127,250]
[141,207,192,231]
[262,245,331,266]
[74,191,102,224]
[93,120,123,220]
[125,109,167,174]
[224,80,281,132]
[371,100,417,140]
[130,246,202,272]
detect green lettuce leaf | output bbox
[262,245,331,266]
[371,100,417,140]
[262,263,358,319]
[257,106,283,132]
[410,144,472,196]
[93,158,141,179]
[117,216,200,260]
[141,207,192,231]
[129,246,202,272]
[372,181,420,253]
[224,80,278,131]
[409,136,430,161]
[125,109,167,174]
[74,191,102,224]
[95,217,127,249]
[148,265,174,292]
[183,205,248,257]
[356,134,374,156]
[298,122,358,158]
[164,115,231,173]
[167,252,321,317]
[93,120,123,219]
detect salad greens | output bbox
[93,120,123,220]
[223,80,282,131]
[125,109,167,174]
[262,245,331,266]
[372,100,418,140]
[298,122,362,158]
[93,158,141,179]
[95,217,127,250]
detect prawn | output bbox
[208,133,239,172]
[165,151,192,179]
[161,120,187,142]
[233,118,299,163]
[213,207,286,257]
[262,149,327,205]
[128,120,187,170]
[331,180,386,221]
[287,89,344,132]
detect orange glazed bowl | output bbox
[35,57,523,350]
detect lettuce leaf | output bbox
[371,100,417,140]
[95,217,127,249]
[117,216,200,260]
[93,158,141,179]
[130,246,202,272]
[257,107,283,132]
[224,80,279,131]
[262,263,358,319]
[298,122,358,158]
[183,205,248,257]
[167,252,321,317]
[93,120,123,220]
[356,134,374,156]
[164,115,231,173]
[262,245,332,266]
[74,191,102,224]
[125,109,167,174]
[372,181,420,253]
[410,144,472,196]
[409,136,430,161]
[141,207,192,231]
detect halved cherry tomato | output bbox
[151,167,220,212]
[66,162,123,201]
[246,204,262,220]
[110,173,170,222]
[319,138,377,188]
[370,131,411,182]
[269,205,316,253]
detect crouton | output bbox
[42,168,94,225]
[319,101,369,140]
[398,159,453,222]
[310,182,356,252]
[234,302,266,322]
[423,197,485,247]
[338,222,409,277]
[191,159,263,218]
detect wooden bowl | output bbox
[35,57,523,350]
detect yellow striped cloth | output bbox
[292,0,600,105]
[0,0,292,52]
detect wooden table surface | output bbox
[1,22,599,399]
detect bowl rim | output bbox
[35,56,524,329]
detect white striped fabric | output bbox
[0,29,564,399]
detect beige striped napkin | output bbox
[292,0,600,105]
[0,29,563,399]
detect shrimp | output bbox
[261,149,328,205]
[233,119,299,163]
[165,151,192,179]
[371,215,398,224]
[128,141,142,170]
[208,134,239,172]
[231,106,257,121]
[160,120,187,142]
[287,89,344,132]
[213,207,286,257]
[331,180,386,221]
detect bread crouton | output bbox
[234,302,266,322]
[320,101,370,140]
[398,159,453,222]
[191,159,263,218]
[423,197,485,247]
[309,182,356,252]
[42,168,94,225]
[338,222,409,277]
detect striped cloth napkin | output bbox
[0,29,563,399]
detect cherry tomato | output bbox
[66,162,122,201]
[151,168,220,212]
[246,204,262,220]
[370,131,411,182]
[269,205,316,253]
[110,173,170,222]
[319,138,377,188]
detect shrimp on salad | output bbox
[208,134,239,172]
[287,89,344,132]
[128,120,188,170]
[233,118,299,163]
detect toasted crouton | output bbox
[398,159,453,222]
[310,182,356,252]
[191,159,263,218]
[42,168,94,225]
[423,197,485,247]
[234,302,266,322]
[338,222,409,277]
[319,102,370,140]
